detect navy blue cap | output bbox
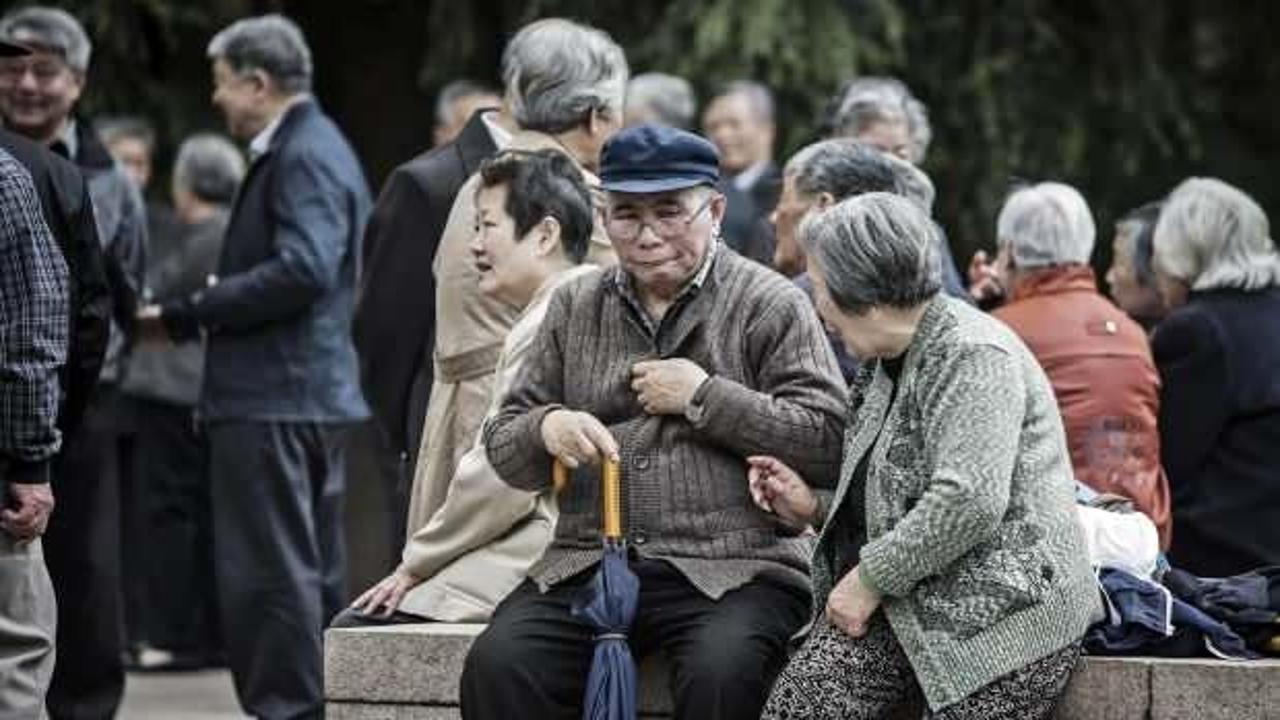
[599,124,721,193]
[0,39,31,57]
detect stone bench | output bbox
[325,623,1280,719]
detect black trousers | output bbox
[44,389,125,720]
[131,398,220,655]
[461,558,808,720]
[208,420,349,720]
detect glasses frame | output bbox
[606,194,716,243]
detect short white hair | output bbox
[1153,177,1280,292]
[626,73,696,129]
[828,77,931,164]
[996,182,1096,268]
[501,19,628,134]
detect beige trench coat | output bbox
[398,264,599,620]
[405,130,614,537]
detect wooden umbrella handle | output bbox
[602,458,622,540]
[552,457,623,540]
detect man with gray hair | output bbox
[432,79,501,147]
[138,14,371,718]
[121,133,244,671]
[989,181,1171,545]
[625,71,697,129]
[703,80,780,265]
[406,17,624,543]
[0,7,147,718]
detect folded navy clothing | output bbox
[1164,566,1280,624]
[1086,567,1259,659]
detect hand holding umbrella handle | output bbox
[552,458,624,541]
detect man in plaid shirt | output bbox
[0,135,69,714]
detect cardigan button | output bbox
[632,530,648,545]
[635,457,650,470]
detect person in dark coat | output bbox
[143,15,371,719]
[1151,177,1280,578]
[0,126,107,439]
[0,9,146,718]
[122,133,245,670]
[703,81,781,266]
[353,105,504,556]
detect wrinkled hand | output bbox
[351,567,422,617]
[967,250,1004,304]
[540,409,619,470]
[747,455,819,528]
[1,483,55,540]
[826,565,882,638]
[630,359,708,415]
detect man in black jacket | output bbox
[0,127,108,438]
[0,8,146,718]
[353,104,504,551]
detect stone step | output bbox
[325,623,1280,719]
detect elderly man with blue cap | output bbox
[464,124,847,719]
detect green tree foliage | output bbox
[40,0,1280,268]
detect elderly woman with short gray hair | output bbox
[754,193,1099,719]
[1151,177,1280,577]
[989,182,1171,545]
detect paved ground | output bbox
[119,671,245,719]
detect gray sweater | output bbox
[813,295,1101,710]
[484,247,847,599]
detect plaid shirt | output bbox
[0,147,69,483]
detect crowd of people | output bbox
[1,7,1278,720]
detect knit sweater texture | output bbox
[484,247,848,599]
[812,295,1101,710]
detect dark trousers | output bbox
[460,558,808,720]
[132,398,220,655]
[44,389,125,720]
[208,421,349,720]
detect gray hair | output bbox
[828,76,932,164]
[783,139,899,201]
[173,133,246,206]
[801,192,942,314]
[997,181,1096,268]
[1153,177,1280,292]
[1115,201,1162,288]
[882,152,936,216]
[95,116,156,152]
[208,14,312,94]
[0,6,91,73]
[710,80,775,124]
[500,19,628,134]
[434,79,500,127]
[626,72,697,129]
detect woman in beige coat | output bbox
[334,149,600,625]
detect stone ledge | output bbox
[325,624,1280,719]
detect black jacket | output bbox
[719,163,781,267]
[0,127,109,437]
[1154,287,1280,576]
[353,110,497,457]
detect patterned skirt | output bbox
[762,613,1081,720]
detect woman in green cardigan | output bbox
[757,192,1100,719]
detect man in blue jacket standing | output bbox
[141,14,370,720]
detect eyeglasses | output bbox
[0,58,68,85]
[606,195,715,242]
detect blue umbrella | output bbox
[557,459,640,720]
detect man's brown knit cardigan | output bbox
[484,247,848,598]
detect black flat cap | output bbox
[599,123,721,194]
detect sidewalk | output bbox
[119,670,244,719]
